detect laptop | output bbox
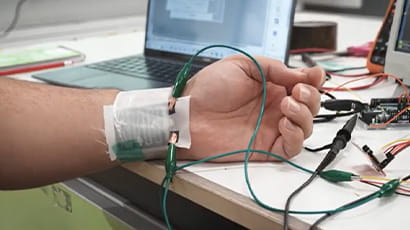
[385,0,410,85]
[33,0,296,91]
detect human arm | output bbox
[0,78,120,189]
[0,55,323,189]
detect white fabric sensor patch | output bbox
[104,87,191,161]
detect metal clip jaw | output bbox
[165,132,178,180]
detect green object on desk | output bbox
[320,170,356,182]
[377,179,400,197]
[0,46,83,70]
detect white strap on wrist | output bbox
[103,87,191,161]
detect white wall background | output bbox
[0,0,148,47]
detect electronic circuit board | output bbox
[359,97,410,129]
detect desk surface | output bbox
[5,11,410,230]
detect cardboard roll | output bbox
[291,21,337,50]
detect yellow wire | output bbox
[380,138,410,150]
[360,175,410,184]
[360,176,390,181]
[325,79,365,101]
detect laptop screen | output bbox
[385,0,410,85]
[395,0,410,53]
[145,0,295,63]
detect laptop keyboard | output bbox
[87,55,202,83]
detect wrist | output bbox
[103,87,191,162]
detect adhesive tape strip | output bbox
[291,21,337,50]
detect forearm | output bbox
[0,78,120,189]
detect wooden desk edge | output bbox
[123,162,310,230]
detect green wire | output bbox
[164,156,380,215]
[188,45,273,216]
[161,177,172,229]
[176,149,314,174]
[160,45,384,228]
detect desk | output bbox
[4,11,410,230]
[128,12,409,230]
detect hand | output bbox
[178,55,324,161]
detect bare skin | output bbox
[0,55,323,189]
[179,55,324,161]
[0,78,119,189]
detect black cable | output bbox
[0,0,28,38]
[319,90,336,99]
[313,91,337,123]
[325,72,332,81]
[313,115,336,123]
[287,65,298,69]
[321,99,366,112]
[314,99,365,123]
[402,174,410,181]
[283,171,320,230]
[283,115,357,230]
[304,143,332,152]
[327,66,367,73]
[301,53,317,67]
[314,111,358,123]
[309,192,376,230]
